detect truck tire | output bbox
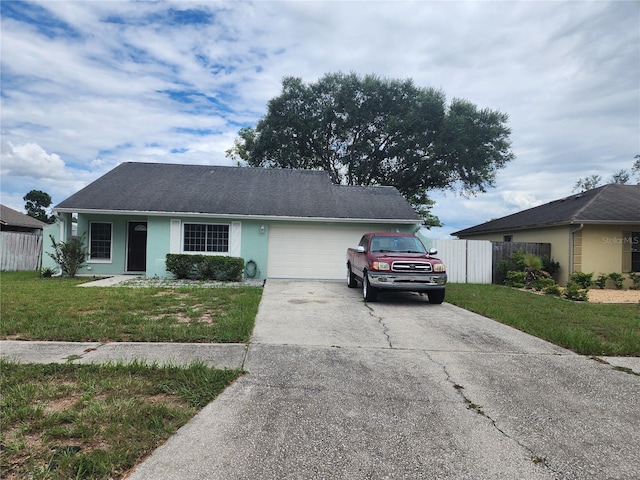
[427,290,445,304]
[347,264,358,288]
[363,272,378,302]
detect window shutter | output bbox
[230,221,242,257]
[170,220,181,253]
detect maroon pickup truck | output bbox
[346,232,447,303]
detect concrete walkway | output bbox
[2,280,639,479]
[77,274,140,287]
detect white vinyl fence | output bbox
[0,231,43,271]
[431,239,492,284]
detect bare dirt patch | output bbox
[587,289,640,304]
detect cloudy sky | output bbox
[1,0,638,238]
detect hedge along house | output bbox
[44,162,423,280]
[452,184,640,285]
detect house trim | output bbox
[458,220,638,237]
[53,208,418,225]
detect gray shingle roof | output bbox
[0,204,47,229]
[55,162,421,222]
[453,184,640,236]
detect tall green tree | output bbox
[23,189,54,224]
[227,73,514,226]
[573,156,640,192]
[573,174,603,192]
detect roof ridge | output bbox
[569,185,606,221]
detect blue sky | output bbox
[1,0,638,238]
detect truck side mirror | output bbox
[356,246,365,253]
[429,248,438,255]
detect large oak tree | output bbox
[227,73,514,225]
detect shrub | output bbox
[608,272,625,290]
[569,272,593,290]
[509,249,527,271]
[504,270,526,288]
[496,249,527,285]
[542,257,561,280]
[524,253,543,271]
[563,281,589,301]
[628,272,640,290]
[47,234,87,277]
[594,274,608,289]
[40,266,57,277]
[533,277,556,291]
[165,254,244,281]
[544,284,562,296]
[165,254,194,279]
[212,256,245,281]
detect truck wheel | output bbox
[363,273,378,302]
[428,290,445,304]
[347,265,357,288]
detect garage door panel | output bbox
[267,225,371,279]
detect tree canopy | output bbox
[227,73,514,225]
[573,156,640,192]
[24,189,54,224]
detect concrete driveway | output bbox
[128,280,640,480]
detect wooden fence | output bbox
[425,239,551,284]
[0,231,43,271]
[491,241,551,283]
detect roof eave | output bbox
[454,218,640,236]
[54,208,420,225]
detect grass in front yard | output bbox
[1,272,262,342]
[446,284,640,356]
[0,360,241,479]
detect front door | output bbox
[127,222,147,272]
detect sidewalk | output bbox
[0,340,247,369]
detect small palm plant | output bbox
[524,253,545,289]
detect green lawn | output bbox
[445,283,640,356]
[1,271,262,343]
[0,271,262,478]
[0,360,241,479]
[1,272,638,478]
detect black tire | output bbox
[427,290,445,304]
[347,264,357,288]
[363,272,378,302]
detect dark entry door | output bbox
[127,222,147,272]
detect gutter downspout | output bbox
[569,223,584,278]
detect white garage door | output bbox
[267,224,372,279]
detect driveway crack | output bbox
[365,303,393,348]
[424,351,564,477]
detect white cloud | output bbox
[0,0,637,224]
[500,191,543,211]
[1,142,67,180]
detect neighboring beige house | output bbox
[453,184,640,285]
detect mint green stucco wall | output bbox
[80,214,146,276]
[145,216,171,277]
[44,212,418,279]
[42,213,74,272]
[240,220,269,279]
